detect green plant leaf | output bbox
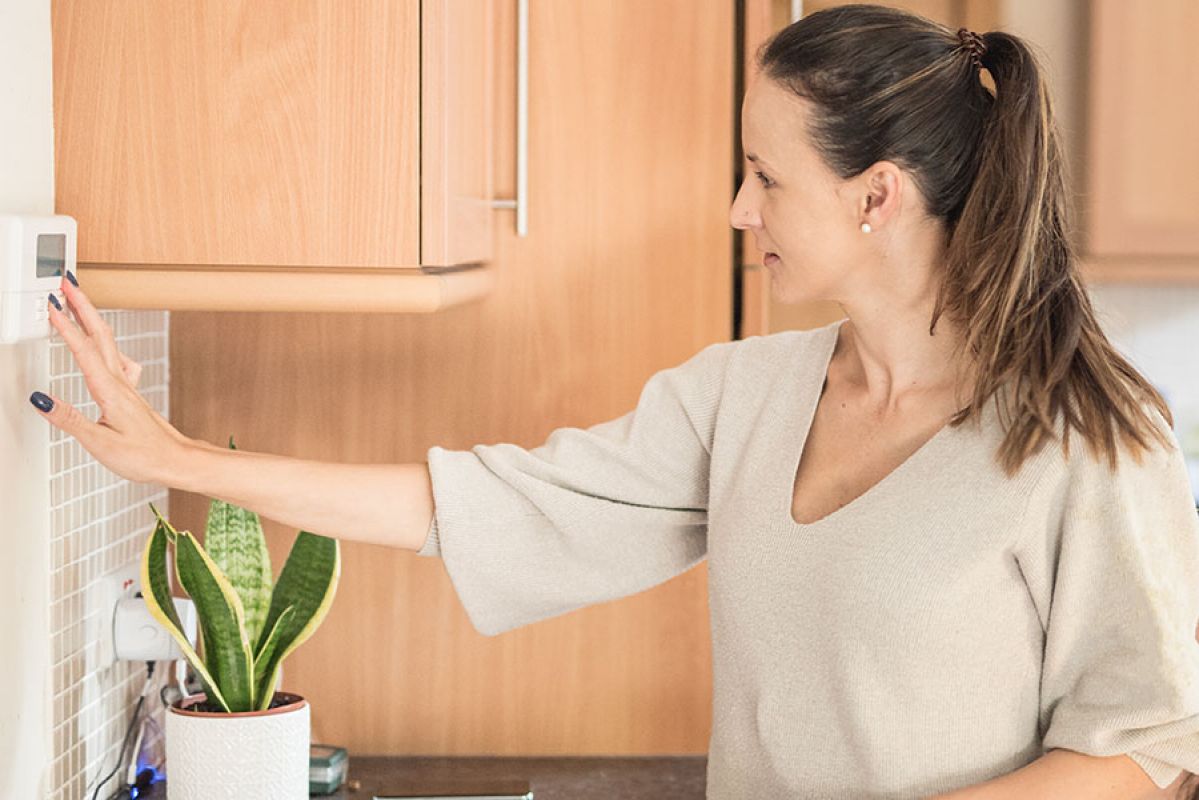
[253,531,340,706]
[204,498,273,651]
[174,529,256,712]
[149,501,177,544]
[141,506,230,712]
[251,605,296,710]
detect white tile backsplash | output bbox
[47,309,172,800]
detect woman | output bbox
[32,5,1199,798]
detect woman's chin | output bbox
[766,271,799,301]
[766,266,818,304]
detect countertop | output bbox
[144,754,708,799]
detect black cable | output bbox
[90,661,156,800]
[92,687,146,800]
[90,694,142,800]
[105,768,157,800]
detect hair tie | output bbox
[956,28,987,71]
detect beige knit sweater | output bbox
[416,318,1199,798]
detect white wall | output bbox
[1,4,174,797]
[0,1,56,796]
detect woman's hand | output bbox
[29,272,201,485]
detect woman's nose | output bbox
[729,191,761,230]
[730,206,761,231]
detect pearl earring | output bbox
[860,222,872,233]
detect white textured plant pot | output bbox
[165,691,310,799]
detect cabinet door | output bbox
[422,0,495,269]
[1085,0,1199,265]
[53,1,490,271]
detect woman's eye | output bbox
[754,171,773,188]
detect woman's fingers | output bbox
[29,389,116,461]
[47,304,122,407]
[29,389,170,484]
[34,276,193,487]
[46,302,154,442]
[58,274,144,390]
[59,273,123,374]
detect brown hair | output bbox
[756,5,1191,798]
[755,3,1175,479]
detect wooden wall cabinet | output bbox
[1080,0,1199,283]
[51,0,498,311]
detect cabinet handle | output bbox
[491,0,529,237]
[790,0,803,22]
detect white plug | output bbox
[114,595,197,661]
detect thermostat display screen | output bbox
[36,233,65,278]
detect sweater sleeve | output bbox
[414,339,737,637]
[1016,404,1199,789]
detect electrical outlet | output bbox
[86,563,141,671]
[81,562,142,786]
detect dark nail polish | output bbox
[66,270,79,287]
[48,293,62,311]
[29,391,54,412]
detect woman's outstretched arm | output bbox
[30,272,435,552]
[173,448,435,550]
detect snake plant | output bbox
[139,440,340,713]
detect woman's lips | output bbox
[764,252,779,265]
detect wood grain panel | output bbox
[52,0,421,268]
[168,0,734,755]
[422,0,496,268]
[1086,0,1199,260]
[71,264,497,312]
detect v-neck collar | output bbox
[783,318,971,530]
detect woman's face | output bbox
[730,76,864,304]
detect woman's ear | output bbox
[854,162,905,230]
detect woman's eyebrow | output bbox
[745,153,774,171]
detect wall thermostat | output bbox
[0,213,76,344]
